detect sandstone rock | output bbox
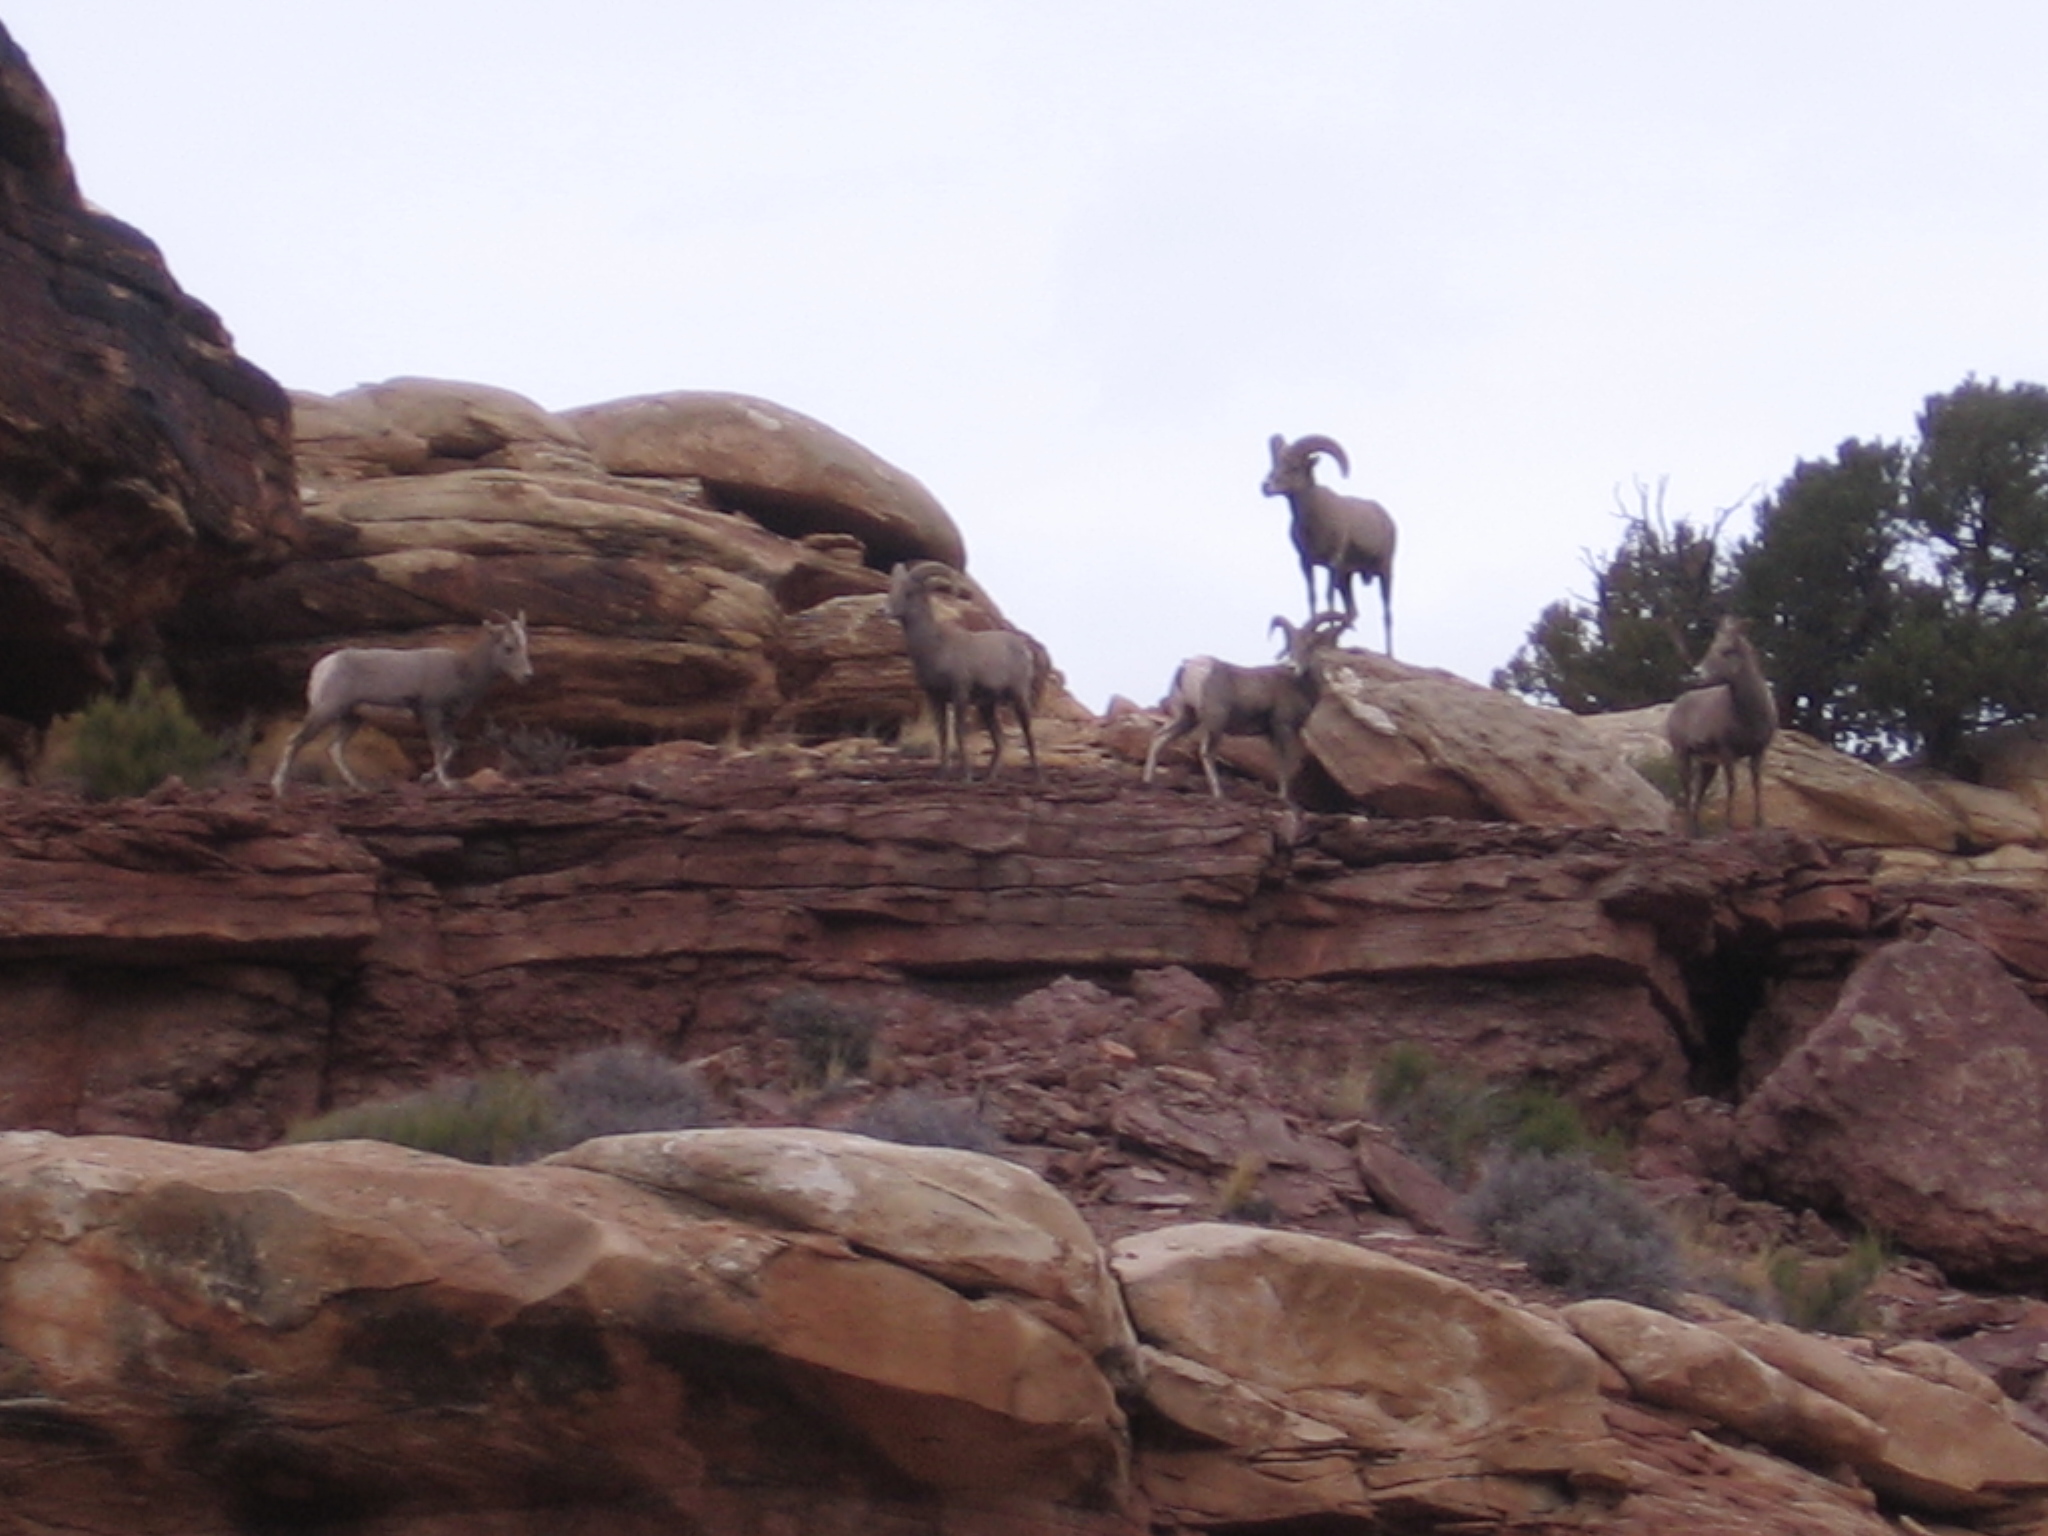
[1966,720,2048,827]
[565,389,966,570]
[1113,1222,1627,1528]
[0,1130,1134,1532]
[0,24,298,728]
[1583,707,1970,850]
[1564,1299,1884,1468]
[1303,652,1676,829]
[550,1127,1138,1371]
[1710,1315,2048,1513]
[1735,928,2048,1285]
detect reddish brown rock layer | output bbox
[0,23,297,726]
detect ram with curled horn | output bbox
[1143,610,1351,807]
[1261,433,1398,655]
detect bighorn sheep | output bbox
[271,613,533,795]
[886,562,1042,781]
[1142,611,1351,806]
[1262,434,1397,655]
[1666,615,1776,836]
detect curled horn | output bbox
[1289,434,1351,477]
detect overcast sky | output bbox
[10,3,2048,710]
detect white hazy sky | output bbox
[9,3,2048,711]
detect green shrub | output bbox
[1371,1045,1613,1181]
[289,1069,555,1164]
[287,1047,723,1164]
[1215,1151,1276,1224]
[1766,1230,1888,1334]
[66,675,225,799]
[768,989,878,1089]
[846,1088,998,1153]
[1464,1151,1684,1307]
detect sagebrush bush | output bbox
[846,1089,998,1152]
[546,1045,722,1144]
[1464,1151,1684,1307]
[768,989,878,1089]
[66,675,224,799]
[287,1047,723,1164]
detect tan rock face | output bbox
[0,1130,1134,1533]
[1582,706,2028,852]
[167,376,996,763]
[1302,653,1676,829]
[1113,1222,1626,1529]
[0,25,298,730]
[1570,1301,2048,1516]
[565,389,966,570]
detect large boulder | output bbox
[1111,1222,1627,1529]
[1570,1300,2048,1517]
[0,1130,1135,1533]
[0,24,298,734]
[1734,927,2048,1285]
[1300,652,1676,829]
[565,389,966,570]
[1580,706,2011,851]
[168,378,1013,767]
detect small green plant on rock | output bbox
[1765,1229,1888,1334]
[1371,1044,1615,1181]
[768,989,878,1089]
[289,1069,556,1165]
[65,675,225,799]
[1215,1151,1276,1224]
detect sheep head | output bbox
[1262,433,1352,499]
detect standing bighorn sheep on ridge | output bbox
[1142,611,1351,807]
[271,613,533,795]
[1262,434,1397,656]
[1665,615,1777,836]
[886,561,1044,782]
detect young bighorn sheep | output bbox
[271,613,533,795]
[1262,434,1398,655]
[1666,615,1776,836]
[886,562,1043,782]
[1142,612,1351,806]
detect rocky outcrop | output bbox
[0,1129,1136,1535]
[169,377,983,756]
[6,1129,2046,1535]
[0,23,297,733]
[0,766,1860,1148]
[1301,651,1678,830]
[1735,927,2048,1286]
[1571,1300,2048,1518]
[1115,1222,1626,1529]
[1583,705,2048,854]
[565,389,966,570]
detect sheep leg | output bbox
[1194,733,1225,799]
[326,714,368,790]
[1747,751,1767,830]
[420,705,459,789]
[976,696,1004,781]
[270,710,328,795]
[1014,700,1041,781]
[1274,730,1303,809]
[1378,570,1394,658]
